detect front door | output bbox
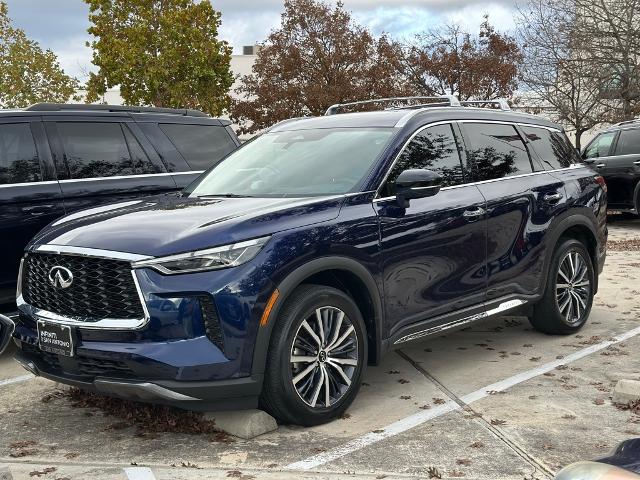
[376,123,487,340]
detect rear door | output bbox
[45,116,178,213]
[0,117,65,305]
[459,121,565,303]
[582,131,618,198]
[136,120,238,189]
[603,127,640,209]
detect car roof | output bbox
[0,103,231,125]
[269,107,562,132]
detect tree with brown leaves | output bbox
[230,0,408,134]
[400,17,522,101]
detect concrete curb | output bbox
[612,379,640,404]
[204,409,278,439]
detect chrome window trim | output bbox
[0,180,60,189]
[373,164,586,203]
[17,270,150,330]
[33,244,152,262]
[0,171,203,188]
[57,170,204,183]
[374,118,577,201]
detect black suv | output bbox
[0,103,239,306]
[582,120,640,214]
[8,97,608,425]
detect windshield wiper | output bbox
[200,193,253,198]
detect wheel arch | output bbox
[634,178,640,212]
[251,257,384,376]
[542,214,600,294]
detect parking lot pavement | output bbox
[1,218,639,480]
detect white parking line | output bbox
[0,374,34,387]
[124,467,158,480]
[287,324,640,471]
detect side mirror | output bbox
[395,169,442,207]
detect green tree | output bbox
[0,1,79,108]
[85,0,233,115]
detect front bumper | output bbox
[15,351,263,411]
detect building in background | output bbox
[77,45,260,105]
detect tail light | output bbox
[594,175,607,193]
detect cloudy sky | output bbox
[5,0,520,81]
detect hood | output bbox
[31,194,344,257]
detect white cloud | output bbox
[49,37,94,82]
[443,3,517,32]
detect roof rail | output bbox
[460,99,511,111]
[613,118,640,127]
[24,103,209,117]
[325,96,461,116]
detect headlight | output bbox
[133,237,270,275]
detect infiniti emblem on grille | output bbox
[48,266,73,289]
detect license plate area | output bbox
[37,320,74,357]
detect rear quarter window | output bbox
[159,124,236,170]
[615,128,640,155]
[522,126,577,170]
[0,123,41,184]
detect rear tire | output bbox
[260,284,367,426]
[530,239,595,335]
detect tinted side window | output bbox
[382,124,464,196]
[160,124,236,170]
[58,123,138,179]
[463,123,533,182]
[523,126,576,170]
[584,132,616,158]
[0,123,41,184]
[615,128,640,156]
[122,125,160,174]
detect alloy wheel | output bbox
[556,250,591,325]
[290,306,359,408]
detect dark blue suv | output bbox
[7,97,608,426]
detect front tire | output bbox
[530,239,595,335]
[260,284,367,426]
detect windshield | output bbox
[187,127,394,198]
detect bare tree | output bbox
[516,0,605,148]
[572,0,640,120]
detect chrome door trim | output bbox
[393,299,527,344]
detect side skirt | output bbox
[387,295,537,348]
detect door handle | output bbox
[22,205,55,216]
[463,207,486,220]
[596,163,605,168]
[543,192,563,204]
[634,161,640,165]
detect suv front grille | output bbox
[22,252,145,321]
